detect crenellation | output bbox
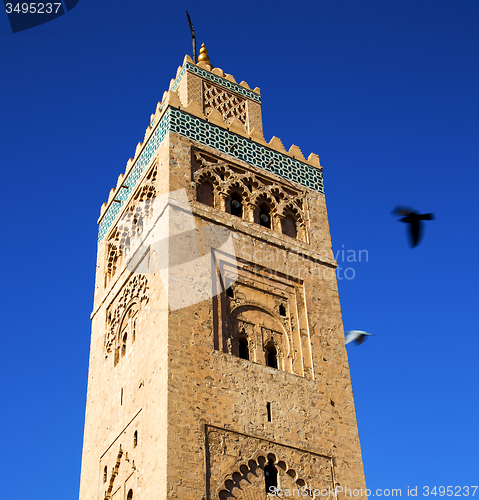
[211,67,225,78]
[268,136,288,154]
[289,144,306,161]
[224,73,237,83]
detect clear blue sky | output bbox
[1,1,478,498]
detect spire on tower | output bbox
[197,43,213,71]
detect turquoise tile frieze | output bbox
[98,107,323,244]
[171,62,261,103]
[97,109,171,243]
[169,109,324,193]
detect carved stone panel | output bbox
[206,425,335,500]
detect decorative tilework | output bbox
[98,107,323,244]
[171,62,261,103]
[169,109,324,193]
[97,109,170,243]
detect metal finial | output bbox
[186,11,197,63]
[198,43,210,63]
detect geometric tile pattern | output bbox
[98,108,323,244]
[97,109,171,243]
[168,109,324,193]
[172,62,262,103]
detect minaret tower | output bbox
[78,46,367,500]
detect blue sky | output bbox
[1,1,478,498]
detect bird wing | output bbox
[344,331,360,345]
[409,219,422,246]
[392,206,415,216]
[345,330,372,345]
[417,213,435,220]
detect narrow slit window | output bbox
[126,490,133,500]
[134,430,138,448]
[103,466,107,483]
[122,332,127,357]
[266,402,272,422]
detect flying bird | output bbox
[344,330,374,346]
[392,206,435,247]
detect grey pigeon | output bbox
[345,330,373,346]
[392,206,435,247]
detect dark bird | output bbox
[392,206,435,247]
[344,330,374,346]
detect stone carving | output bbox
[104,165,157,286]
[102,445,137,500]
[204,81,247,126]
[193,149,307,241]
[206,426,335,500]
[105,275,149,360]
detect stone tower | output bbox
[78,45,367,500]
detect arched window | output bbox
[258,202,271,229]
[265,343,278,369]
[126,489,133,500]
[105,244,120,287]
[133,430,138,448]
[238,336,249,360]
[124,236,131,256]
[122,332,127,357]
[281,214,297,239]
[134,215,143,235]
[197,180,214,207]
[279,304,286,317]
[227,191,243,218]
[264,459,278,493]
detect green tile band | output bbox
[172,63,262,103]
[98,108,323,243]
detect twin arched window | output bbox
[256,202,271,229]
[227,191,243,218]
[197,180,299,239]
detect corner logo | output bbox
[117,189,238,311]
[3,0,79,33]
